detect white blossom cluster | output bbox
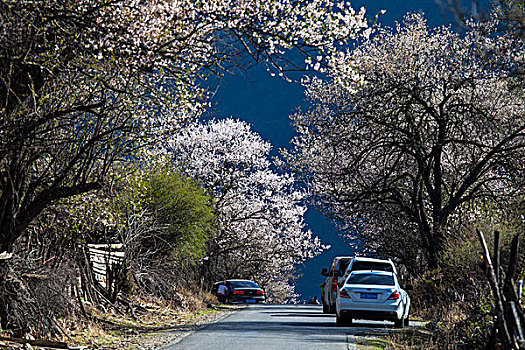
[168,118,326,300]
[2,0,372,191]
[77,0,369,76]
[57,0,372,159]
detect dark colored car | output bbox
[212,279,265,304]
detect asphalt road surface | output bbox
[158,304,413,350]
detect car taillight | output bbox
[332,277,338,291]
[339,289,350,298]
[256,291,265,294]
[387,291,400,300]
[233,291,244,295]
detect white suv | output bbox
[339,257,397,289]
[321,256,354,314]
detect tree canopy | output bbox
[169,118,325,299]
[285,14,525,271]
[0,0,370,256]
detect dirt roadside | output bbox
[133,305,243,350]
[0,305,244,350]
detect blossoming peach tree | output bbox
[169,118,327,301]
[284,14,525,273]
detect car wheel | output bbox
[404,314,410,327]
[395,308,406,329]
[394,318,404,328]
[336,314,352,327]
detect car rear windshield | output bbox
[229,281,260,289]
[351,261,393,272]
[347,274,394,286]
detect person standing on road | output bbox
[217,281,229,303]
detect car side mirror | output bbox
[321,268,328,276]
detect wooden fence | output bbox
[86,244,125,293]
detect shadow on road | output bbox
[197,320,353,344]
[270,312,334,318]
[158,304,421,349]
[266,311,400,330]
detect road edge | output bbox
[155,306,244,349]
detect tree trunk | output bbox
[0,261,9,330]
[419,219,445,270]
[428,226,446,269]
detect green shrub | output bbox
[128,167,216,265]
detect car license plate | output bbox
[246,299,256,303]
[360,293,378,300]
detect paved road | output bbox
[158,304,412,350]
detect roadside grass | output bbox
[67,299,227,349]
[355,337,389,350]
[0,289,241,350]
[349,320,434,350]
[384,301,493,349]
[384,327,437,349]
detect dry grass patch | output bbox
[68,293,237,349]
[0,289,241,350]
